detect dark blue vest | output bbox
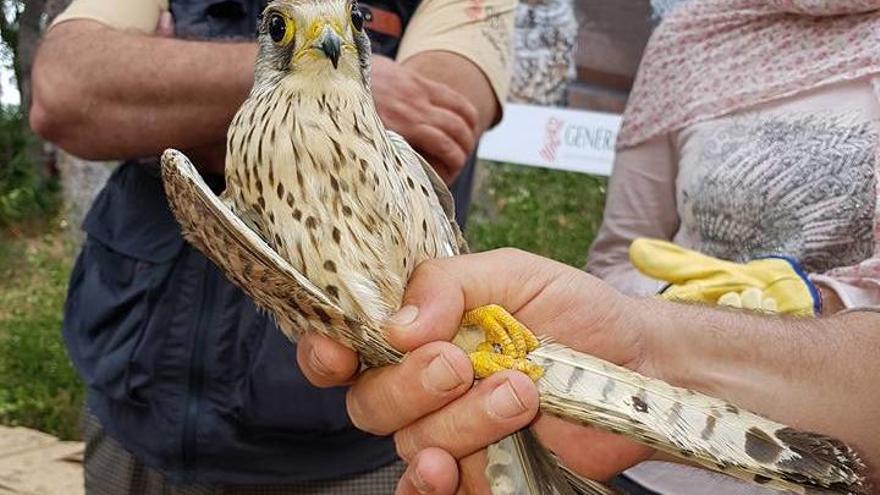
[63,0,421,484]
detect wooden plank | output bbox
[574,0,654,85]
[567,82,629,114]
[0,427,83,495]
[0,428,57,459]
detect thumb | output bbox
[385,249,569,352]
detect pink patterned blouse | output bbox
[588,1,880,311]
[587,3,880,492]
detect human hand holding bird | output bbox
[302,250,877,495]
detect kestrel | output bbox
[160,1,869,493]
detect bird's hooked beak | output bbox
[317,25,342,69]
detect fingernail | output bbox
[488,380,526,419]
[389,305,418,327]
[309,347,331,377]
[411,464,433,494]
[423,353,464,392]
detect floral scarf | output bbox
[618,0,880,149]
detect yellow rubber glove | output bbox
[628,238,820,317]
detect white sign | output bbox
[477,103,621,177]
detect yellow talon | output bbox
[462,305,543,381]
[469,352,544,381]
[475,341,496,353]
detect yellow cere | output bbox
[330,19,344,35]
[306,19,345,41]
[306,20,323,41]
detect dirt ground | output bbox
[0,426,83,495]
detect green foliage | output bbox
[0,105,59,226]
[0,228,82,440]
[467,163,607,268]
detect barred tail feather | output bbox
[530,343,867,495]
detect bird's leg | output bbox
[462,305,544,381]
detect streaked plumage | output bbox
[222,0,458,326]
[160,0,869,493]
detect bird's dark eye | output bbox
[268,13,292,45]
[351,8,364,31]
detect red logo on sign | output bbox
[539,117,564,163]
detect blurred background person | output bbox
[508,0,578,106]
[587,0,880,493]
[28,0,514,492]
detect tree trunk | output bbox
[15,0,47,114]
[1,0,69,111]
[57,152,119,245]
[44,0,73,23]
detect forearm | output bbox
[402,50,499,135]
[639,300,880,480]
[30,20,256,160]
[586,137,680,295]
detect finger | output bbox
[422,153,455,184]
[385,249,570,351]
[394,371,539,461]
[428,107,477,162]
[296,333,360,388]
[409,124,467,182]
[396,448,460,495]
[347,342,474,436]
[423,77,480,132]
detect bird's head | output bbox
[254,0,372,90]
